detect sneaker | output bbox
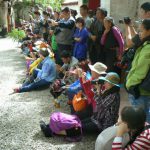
[40,121,52,137]
[13,87,20,93]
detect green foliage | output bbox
[8,29,26,41]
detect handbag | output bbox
[72,91,87,112]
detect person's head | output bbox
[42,11,49,19]
[99,72,120,90]
[54,11,60,20]
[121,106,146,131]
[139,19,150,40]
[26,28,32,35]
[76,17,85,29]
[104,17,115,29]
[47,6,53,14]
[61,7,71,20]
[71,9,77,19]
[88,62,107,79]
[39,48,49,59]
[61,50,71,64]
[140,2,150,19]
[96,7,107,20]
[34,11,41,18]
[80,4,89,17]
[34,4,39,12]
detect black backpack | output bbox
[140,70,150,91]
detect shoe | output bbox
[13,87,20,93]
[40,121,52,137]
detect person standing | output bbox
[88,7,107,64]
[126,19,150,123]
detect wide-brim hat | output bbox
[99,72,121,87]
[88,62,107,75]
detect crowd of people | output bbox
[12,2,150,149]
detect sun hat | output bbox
[88,62,107,75]
[99,72,121,87]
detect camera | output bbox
[91,78,104,85]
[119,17,131,25]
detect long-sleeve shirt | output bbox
[101,26,124,56]
[112,123,150,150]
[36,56,56,82]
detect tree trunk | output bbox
[0,1,8,29]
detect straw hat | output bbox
[88,62,107,75]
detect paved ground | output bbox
[0,38,130,150]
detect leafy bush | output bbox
[8,29,26,41]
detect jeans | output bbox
[20,79,51,93]
[128,94,150,123]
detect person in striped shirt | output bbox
[112,106,150,150]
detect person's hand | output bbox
[104,28,110,35]
[81,72,86,83]
[51,20,59,26]
[49,30,54,35]
[116,122,129,137]
[117,55,122,61]
[76,68,83,78]
[90,35,96,41]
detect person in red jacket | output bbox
[112,106,150,150]
[71,62,107,119]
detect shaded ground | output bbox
[0,38,129,150]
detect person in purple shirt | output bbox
[73,17,89,61]
[101,17,124,73]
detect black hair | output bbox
[121,106,146,146]
[61,50,71,58]
[140,2,150,12]
[71,9,77,18]
[61,7,70,13]
[43,11,49,16]
[54,11,60,16]
[142,18,150,30]
[97,7,107,17]
[136,19,150,48]
[80,4,89,12]
[76,17,85,26]
[26,28,31,32]
[34,11,41,16]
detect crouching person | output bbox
[40,112,82,142]
[14,48,56,93]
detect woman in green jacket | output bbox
[126,19,150,123]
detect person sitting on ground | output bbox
[13,48,56,93]
[69,62,107,119]
[112,106,150,150]
[73,17,89,61]
[50,50,78,107]
[40,72,121,138]
[56,50,78,79]
[80,72,120,134]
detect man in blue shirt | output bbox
[14,48,56,93]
